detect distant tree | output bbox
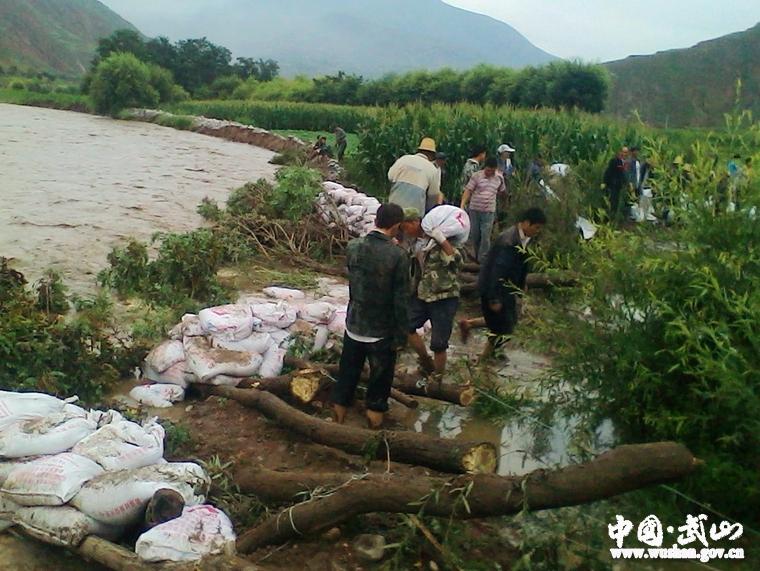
[89,52,159,116]
[95,29,146,63]
[204,75,244,99]
[460,64,499,104]
[234,57,280,82]
[145,37,178,72]
[309,71,363,104]
[546,61,610,113]
[173,38,232,94]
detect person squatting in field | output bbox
[388,137,444,215]
[460,156,507,263]
[331,203,410,429]
[459,207,547,362]
[406,207,466,378]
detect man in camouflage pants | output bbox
[407,220,464,377]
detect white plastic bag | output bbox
[421,205,470,245]
[550,163,571,177]
[313,325,330,352]
[211,331,272,354]
[136,505,236,562]
[129,384,185,408]
[2,453,104,506]
[184,338,263,382]
[263,286,306,302]
[0,410,97,458]
[15,505,123,547]
[198,305,255,341]
[145,340,185,373]
[73,419,165,471]
[575,216,597,240]
[143,361,190,389]
[258,344,286,379]
[72,462,209,526]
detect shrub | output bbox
[10,80,24,90]
[226,179,275,216]
[269,167,323,221]
[89,52,159,115]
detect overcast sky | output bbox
[102,0,760,62]
[445,0,760,61]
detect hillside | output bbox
[604,23,760,128]
[100,0,557,77]
[0,0,137,76]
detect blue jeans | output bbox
[469,209,496,263]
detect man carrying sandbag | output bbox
[407,206,469,378]
[388,137,444,215]
[331,204,410,429]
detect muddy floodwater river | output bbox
[0,103,277,293]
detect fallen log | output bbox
[286,358,474,407]
[235,442,697,552]
[237,369,329,405]
[207,386,497,475]
[283,357,419,409]
[73,535,257,571]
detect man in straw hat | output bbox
[388,137,444,215]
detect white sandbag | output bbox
[184,337,263,382]
[0,410,97,458]
[145,340,185,373]
[322,181,343,192]
[196,374,243,387]
[268,329,291,348]
[71,462,209,526]
[198,305,255,341]
[0,495,19,519]
[262,287,306,302]
[15,505,122,547]
[313,325,330,352]
[136,505,235,562]
[129,384,185,408]
[2,453,104,506]
[299,301,336,325]
[211,331,272,354]
[180,314,204,337]
[327,308,347,335]
[0,391,82,429]
[0,458,39,489]
[251,302,298,331]
[259,344,286,379]
[421,205,471,245]
[73,419,164,471]
[143,361,190,389]
[550,163,571,177]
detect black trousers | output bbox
[331,333,397,412]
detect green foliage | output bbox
[533,143,760,523]
[0,260,134,403]
[34,271,69,315]
[226,179,275,216]
[0,87,92,112]
[204,456,269,530]
[99,230,230,307]
[89,52,159,115]
[166,99,374,132]
[197,197,223,221]
[269,166,323,221]
[162,421,194,457]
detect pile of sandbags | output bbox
[317,181,381,237]
[0,390,231,562]
[136,281,351,404]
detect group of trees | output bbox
[226,62,610,113]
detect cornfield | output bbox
[165,99,377,132]
[354,103,647,199]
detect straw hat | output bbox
[418,137,437,153]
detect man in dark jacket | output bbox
[331,203,409,428]
[603,147,629,222]
[459,208,546,361]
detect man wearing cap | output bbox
[388,138,444,215]
[497,144,516,179]
[460,157,506,263]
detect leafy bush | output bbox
[197,197,222,221]
[0,259,133,403]
[269,167,323,221]
[89,52,160,115]
[10,80,24,90]
[226,179,275,216]
[99,230,230,307]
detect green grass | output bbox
[273,129,359,155]
[0,87,92,112]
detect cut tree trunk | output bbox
[207,386,497,475]
[237,369,330,405]
[285,357,474,407]
[283,357,419,409]
[235,442,697,552]
[73,535,257,571]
